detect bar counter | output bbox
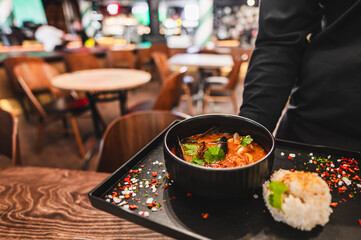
[0,47,108,65]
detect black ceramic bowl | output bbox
[163,114,275,199]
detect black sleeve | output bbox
[239,0,323,132]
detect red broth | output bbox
[173,133,267,168]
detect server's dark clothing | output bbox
[239,0,361,151]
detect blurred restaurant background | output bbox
[0,0,259,170]
[0,0,258,50]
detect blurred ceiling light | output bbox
[105,17,115,25]
[176,18,182,26]
[123,16,138,26]
[247,0,256,6]
[163,18,177,29]
[107,2,120,16]
[132,2,150,25]
[182,20,198,28]
[224,6,232,15]
[165,29,175,35]
[137,25,151,35]
[132,2,149,14]
[144,26,151,34]
[184,4,199,21]
[173,27,181,35]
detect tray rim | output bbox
[89,122,361,240]
[88,120,207,239]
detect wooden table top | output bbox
[0,166,171,239]
[51,68,151,92]
[167,53,234,69]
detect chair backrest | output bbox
[151,51,172,84]
[3,56,45,93]
[14,61,67,118]
[0,108,21,165]
[64,52,100,72]
[168,48,187,57]
[106,49,136,69]
[152,66,187,110]
[14,61,67,98]
[231,48,253,62]
[135,47,151,69]
[225,56,244,90]
[97,110,189,172]
[150,42,169,57]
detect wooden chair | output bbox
[96,110,189,172]
[81,67,187,171]
[135,47,152,70]
[63,52,100,72]
[151,51,171,84]
[106,49,136,69]
[151,52,194,115]
[231,47,253,81]
[128,66,188,112]
[3,56,50,120]
[150,42,169,57]
[168,48,187,57]
[231,48,253,62]
[0,108,21,165]
[202,56,244,114]
[14,61,90,158]
[63,51,116,118]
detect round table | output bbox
[167,53,234,69]
[168,53,234,113]
[52,68,151,92]
[52,68,151,138]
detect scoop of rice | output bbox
[263,169,332,231]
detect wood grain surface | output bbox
[0,167,171,239]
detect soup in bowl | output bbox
[173,131,267,168]
[163,114,275,199]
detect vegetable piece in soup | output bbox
[177,133,267,168]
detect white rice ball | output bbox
[263,169,333,231]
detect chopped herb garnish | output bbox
[241,136,253,147]
[268,181,287,213]
[204,146,225,163]
[190,157,205,165]
[183,144,199,156]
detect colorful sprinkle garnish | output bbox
[104,159,172,217]
[308,157,360,198]
[280,150,360,211]
[330,202,338,207]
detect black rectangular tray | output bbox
[89,121,361,240]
